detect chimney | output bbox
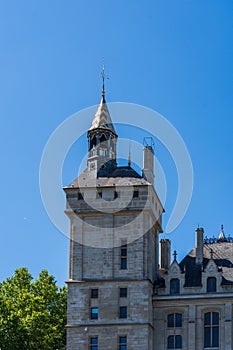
[160,239,171,269]
[195,227,204,265]
[143,145,154,185]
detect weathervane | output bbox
[100,62,108,98]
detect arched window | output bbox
[100,133,107,144]
[167,313,182,349]
[170,279,180,295]
[90,136,97,149]
[167,313,182,328]
[207,277,216,293]
[204,311,219,348]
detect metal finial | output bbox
[173,250,177,261]
[99,62,108,98]
[221,224,224,231]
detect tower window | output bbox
[167,313,182,328]
[204,311,219,348]
[170,279,180,295]
[167,335,182,349]
[96,191,102,199]
[91,289,98,298]
[99,148,105,156]
[120,288,127,298]
[207,277,217,293]
[90,336,98,350]
[91,307,98,320]
[78,193,84,200]
[120,240,127,270]
[133,190,139,198]
[119,306,127,319]
[119,336,127,350]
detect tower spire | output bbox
[100,63,108,100]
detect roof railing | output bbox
[203,235,233,244]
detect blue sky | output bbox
[0,0,232,286]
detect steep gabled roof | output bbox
[179,242,233,286]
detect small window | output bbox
[207,277,216,293]
[119,306,127,319]
[90,337,98,350]
[204,311,219,348]
[133,190,139,198]
[120,288,127,298]
[168,313,182,328]
[170,279,180,295]
[91,289,98,298]
[119,336,127,350]
[96,191,102,199]
[114,191,118,199]
[120,240,127,270]
[99,149,105,156]
[91,307,98,320]
[78,193,84,200]
[167,335,182,349]
[121,258,127,269]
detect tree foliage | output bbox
[0,268,67,350]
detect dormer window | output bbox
[207,277,217,293]
[170,279,180,295]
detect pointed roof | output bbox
[218,224,227,242]
[89,64,117,136]
[88,96,117,136]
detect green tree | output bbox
[0,268,67,350]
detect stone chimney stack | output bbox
[143,145,154,185]
[160,239,171,269]
[195,227,204,265]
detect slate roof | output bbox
[179,241,233,287]
[66,165,150,189]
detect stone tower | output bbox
[64,82,164,349]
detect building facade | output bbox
[154,227,233,350]
[64,87,233,350]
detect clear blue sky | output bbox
[0,1,232,286]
